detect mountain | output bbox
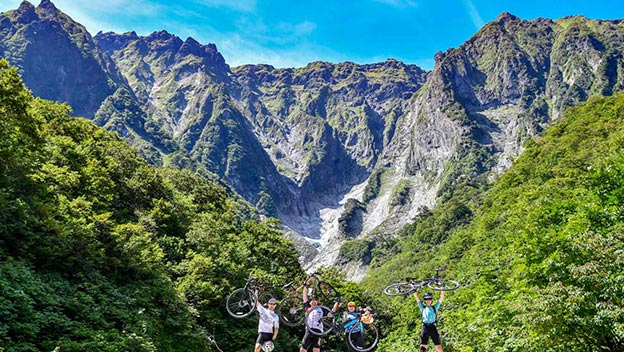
[312,13,624,276]
[0,0,123,117]
[2,1,624,278]
[363,92,624,351]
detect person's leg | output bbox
[346,337,355,352]
[255,333,263,352]
[300,330,310,352]
[313,335,321,352]
[431,325,443,352]
[420,325,429,351]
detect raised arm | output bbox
[331,301,340,313]
[439,290,445,303]
[413,291,421,302]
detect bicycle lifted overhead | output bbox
[384,267,460,296]
[304,304,379,352]
[275,272,340,327]
[225,276,273,318]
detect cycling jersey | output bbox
[343,311,361,333]
[257,303,279,333]
[417,301,440,324]
[304,302,324,331]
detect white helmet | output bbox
[262,341,274,352]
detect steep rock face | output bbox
[546,17,624,115]
[0,1,125,117]
[230,61,427,237]
[94,31,298,209]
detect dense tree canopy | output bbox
[0,59,305,352]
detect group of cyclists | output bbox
[251,277,447,352]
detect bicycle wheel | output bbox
[427,279,460,291]
[384,282,416,296]
[257,291,274,306]
[348,322,379,352]
[225,288,257,318]
[276,295,305,327]
[305,306,335,336]
[317,281,340,304]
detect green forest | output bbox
[1,52,624,352]
[0,59,310,351]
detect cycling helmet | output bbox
[423,292,434,300]
[262,341,274,352]
[347,301,356,307]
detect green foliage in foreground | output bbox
[0,59,305,352]
[363,94,624,351]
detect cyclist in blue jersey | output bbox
[414,290,445,352]
[343,301,364,351]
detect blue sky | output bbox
[1,0,624,69]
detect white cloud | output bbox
[463,0,485,29]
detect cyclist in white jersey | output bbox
[300,279,339,352]
[255,296,279,352]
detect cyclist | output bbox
[343,301,365,352]
[300,279,339,352]
[414,290,445,352]
[255,296,279,352]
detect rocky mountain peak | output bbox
[178,37,221,59]
[14,1,37,23]
[496,11,519,23]
[381,58,403,68]
[36,0,59,16]
[94,31,140,54]
[147,30,177,42]
[144,30,184,53]
[17,1,35,12]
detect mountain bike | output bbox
[275,272,340,327]
[305,305,379,351]
[384,267,460,296]
[225,276,272,318]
